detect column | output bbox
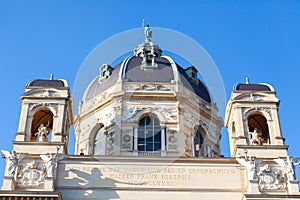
[133,126,138,156]
[161,127,166,156]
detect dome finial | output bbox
[246,77,250,84]
[142,19,152,41]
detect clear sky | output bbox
[0,1,299,187]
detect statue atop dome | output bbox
[142,19,152,41]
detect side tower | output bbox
[225,79,300,196]
[2,76,73,193]
[225,79,286,159]
[14,76,73,154]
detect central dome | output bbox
[84,55,211,103]
[76,25,222,160]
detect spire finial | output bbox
[246,77,250,84]
[142,19,152,40]
[50,74,54,80]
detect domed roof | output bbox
[234,83,272,91]
[83,25,211,103]
[83,55,211,103]
[27,75,68,87]
[234,78,274,92]
[123,56,174,82]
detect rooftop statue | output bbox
[142,19,152,40]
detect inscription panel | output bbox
[57,161,244,190]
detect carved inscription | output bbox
[63,165,237,188]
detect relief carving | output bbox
[112,98,122,115]
[1,150,25,177]
[167,129,178,151]
[244,107,272,120]
[125,83,171,91]
[184,131,192,157]
[274,157,300,182]
[106,132,114,154]
[40,152,58,178]
[29,103,58,114]
[257,164,285,191]
[124,107,177,122]
[38,90,58,97]
[93,92,109,105]
[121,129,132,150]
[16,160,45,188]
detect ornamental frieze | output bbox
[124,83,171,91]
[124,107,177,122]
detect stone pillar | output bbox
[1,176,16,190]
[247,179,259,194]
[44,177,55,191]
[133,126,138,156]
[287,180,300,194]
[161,127,166,156]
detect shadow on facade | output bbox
[69,168,120,199]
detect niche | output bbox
[31,108,54,142]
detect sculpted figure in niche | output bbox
[249,128,263,145]
[35,121,51,142]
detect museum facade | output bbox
[1,26,300,200]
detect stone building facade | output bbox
[1,27,299,200]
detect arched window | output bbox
[194,130,204,157]
[93,126,107,155]
[31,108,53,142]
[138,115,161,151]
[247,113,270,145]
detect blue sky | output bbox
[0,1,299,186]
